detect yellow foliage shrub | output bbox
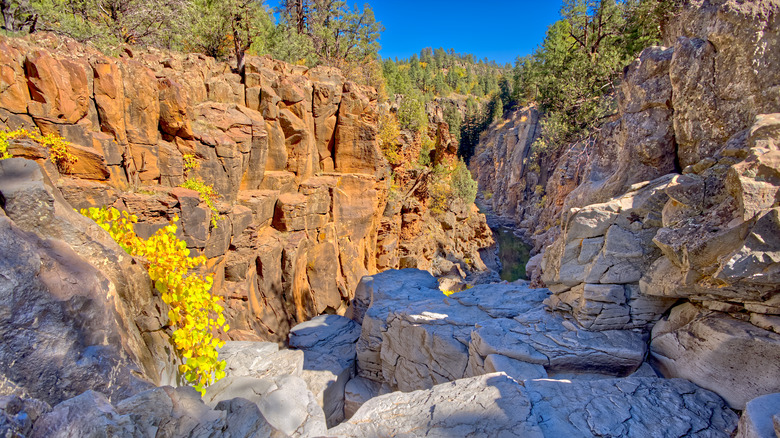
[0,128,78,171]
[81,207,228,395]
[378,111,401,165]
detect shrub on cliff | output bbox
[0,128,78,171]
[452,158,478,205]
[429,158,478,214]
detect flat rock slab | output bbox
[330,374,738,438]
[329,373,543,437]
[524,377,738,437]
[355,270,647,392]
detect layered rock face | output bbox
[472,0,780,411]
[0,32,492,344]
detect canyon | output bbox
[1,0,780,437]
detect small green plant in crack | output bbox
[180,177,221,228]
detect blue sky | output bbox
[264,1,564,65]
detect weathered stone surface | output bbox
[0,395,50,438]
[543,176,676,330]
[0,34,495,357]
[289,315,361,426]
[121,60,160,145]
[25,50,89,123]
[668,0,780,169]
[523,377,738,437]
[218,341,304,379]
[651,304,780,409]
[334,82,387,176]
[214,397,288,438]
[343,376,390,421]
[91,57,127,143]
[332,373,737,437]
[309,66,344,171]
[736,393,780,438]
[0,39,30,114]
[158,77,193,139]
[115,386,228,437]
[30,391,135,438]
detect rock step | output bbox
[354,269,648,393]
[329,373,739,437]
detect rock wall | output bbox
[0,32,493,345]
[472,0,780,410]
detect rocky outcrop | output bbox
[331,373,738,437]
[541,176,678,331]
[377,100,495,287]
[650,303,780,409]
[0,32,494,345]
[25,385,293,438]
[350,270,646,395]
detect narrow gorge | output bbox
[0,0,779,437]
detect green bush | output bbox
[451,159,478,205]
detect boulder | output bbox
[203,375,327,438]
[523,377,738,437]
[342,376,390,421]
[218,341,304,379]
[0,395,50,438]
[651,303,780,409]
[330,373,544,437]
[214,398,288,438]
[736,393,780,438]
[30,390,135,438]
[114,386,228,437]
[289,315,361,426]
